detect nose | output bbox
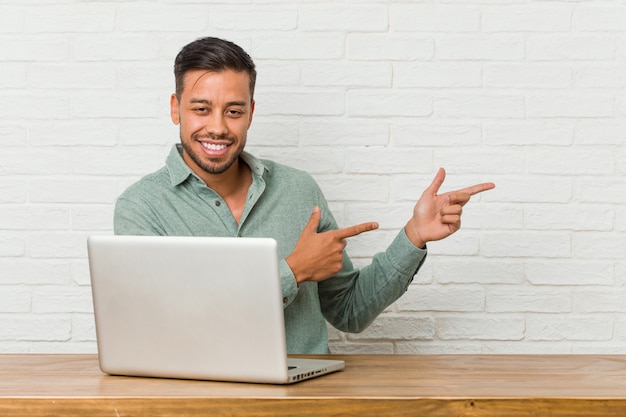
[206,111,229,138]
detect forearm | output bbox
[318,229,427,333]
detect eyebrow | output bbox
[189,98,248,107]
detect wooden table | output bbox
[1,354,626,416]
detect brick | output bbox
[390,4,480,32]
[572,233,626,259]
[526,261,613,286]
[72,314,97,342]
[481,232,571,258]
[0,63,26,88]
[437,316,525,341]
[0,35,69,61]
[392,122,482,147]
[0,125,27,146]
[575,6,626,31]
[119,119,176,147]
[347,34,434,61]
[0,287,31,313]
[578,180,626,204]
[524,204,613,231]
[527,93,614,118]
[300,6,388,31]
[433,149,525,174]
[29,179,118,204]
[32,286,93,314]
[394,62,482,88]
[248,147,343,174]
[72,35,160,61]
[527,35,614,61]
[0,234,25,257]
[316,175,389,203]
[347,202,414,230]
[117,5,208,32]
[303,61,391,88]
[0,316,71,342]
[24,5,115,33]
[526,316,613,341]
[484,121,573,146]
[0,180,26,203]
[573,290,626,313]
[72,147,168,176]
[486,288,571,313]
[210,7,297,31]
[484,63,571,88]
[487,178,572,203]
[347,147,432,174]
[482,5,572,32]
[576,122,626,145]
[0,94,69,119]
[435,94,525,119]
[349,315,435,340]
[396,286,484,312]
[71,206,115,231]
[71,92,163,118]
[0,206,69,230]
[253,35,344,60]
[426,232,481,256]
[347,89,433,117]
[299,119,389,147]
[0,259,71,285]
[0,6,24,33]
[0,150,71,175]
[255,89,344,116]
[575,65,626,88]
[437,36,524,60]
[434,259,524,285]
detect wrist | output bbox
[404,220,426,250]
[285,254,309,284]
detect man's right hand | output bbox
[285,206,379,284]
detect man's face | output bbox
[170,69,255,179]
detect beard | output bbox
[180,132,244,175]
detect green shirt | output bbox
[114,144,427,354]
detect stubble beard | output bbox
[181,132,244,175]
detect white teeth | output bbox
[201,142,227,151]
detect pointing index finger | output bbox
[458,182,496,197]
[333,222,379,240]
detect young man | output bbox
[114,37,495,354]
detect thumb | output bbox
[424,167,446,197]
[303,206,322,235]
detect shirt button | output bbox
[283,297,288,304]
[215,201,221,207]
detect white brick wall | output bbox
[1,0,625,354]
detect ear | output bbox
[170,93,180,125]
[248,100,255,128]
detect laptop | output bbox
[87,234,344,384]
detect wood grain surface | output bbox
[2,354,625,416]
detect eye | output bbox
[227,109,244,117]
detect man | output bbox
[114,37,495,354]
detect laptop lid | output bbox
[87,235,343,384]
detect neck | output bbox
[201,158,250,199]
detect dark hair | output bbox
[173,37,257,101]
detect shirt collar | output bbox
[166,144,269,186]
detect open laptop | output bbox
[87,235,344,384]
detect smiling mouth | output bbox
[200,142,228,151]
